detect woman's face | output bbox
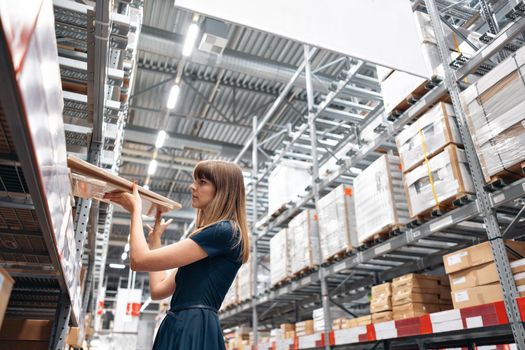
[190,177,216,210]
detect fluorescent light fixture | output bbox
[109,263,126,269]
[155,130,168,148]
[124,243,130,252]
[121,252,128,261]
[148,159,158,175]
[182,23,199,57]
[143,184,150,191]
[166,84,180,109]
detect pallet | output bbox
[386,76,443,122]
[322,248,353,266]
[271,277,292,289]
[408,193,476,227]
[358,224,406,250]
[291,266,317,280]
[269,202,291,220]
[483,161,525,192]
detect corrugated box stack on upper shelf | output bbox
[295,320,315,337]
[395,102,475,218]
[443,241,525,309]
[268,160,311,215]
[370,282,393,323]
[354,154,409,245]
[288,209,319,276]
[313,307,348,333]
[391,274,444,320]
[318,184,357,262]
[460,44,525,184]
[270,228,290,286]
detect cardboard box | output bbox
[372,311,393,323]
[0,268,14,329]
[66,327,83,348]
[371,282,393,313]
[451,284,503,309]
[356,315,372,326]
[448,262,499,291]
[280,323,295,332]
[354,155,409,244]
[289,210,319,275]
[371,298,392,313]
[318,185,357,261]
[514,271,525,286]
[392,273,440,289]
[392,290,440,306]
[295,320,314,336]
[396,102,461,172]
[0,319,52,341]
[440,286,452,301]
[443,241,525,274]
[511,258,525,274]
[270,229,290,286]
[371,282,392,298]
[393,303,440,320]
[403,144,475,218]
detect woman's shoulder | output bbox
[207,220,236,234]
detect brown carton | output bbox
[393,303,440,320]
[392,290,440,306]
[451,284,503,309]
[448,262,499,291]
[66,327,83,348]
[370,298,392,313]
[511,258,525,274]
[372,311,393,323]
[280,323,295,332]
[439,286,452,301]
[0,319,52,343]
[0,268,14,329]
[285,331,296,339]
[356,315,372,326]
[371,283,392,298]
[392,274,440,289]
[443,241,525,274]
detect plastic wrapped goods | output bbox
[460,46,525,182]
[396,102,462,172]
[268,160,311,215]
[354,155,409,244]
[237,256,271,301]
[270,229,290,286]
[318,185,357,262]
[221,277,238,310]
[289,209,319,275]
[404,145,475,217]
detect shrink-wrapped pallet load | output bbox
[270,229,290,286]
[237,256,271,302]
[460,46,525,182]
[222,276,238,309]
[318,185,357,262]
[354,155,409,244]
[289,209,319,275]
[268,160,311,215]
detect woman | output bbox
[104,160,250,350]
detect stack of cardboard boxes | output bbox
[270,228,290,286]
[444,241,525,309]
[313,307,348,333]
[345,315,372,328]
[391,274,443,320]
[289,210,319,276]
[370,283,393,323]
[511,258,525,296]
[280,323,296,340]
[295,320,315,337]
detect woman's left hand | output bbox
[104,183,142,214]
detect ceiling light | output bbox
[182,23,199,57]
[166,84,180,109]
[109,263,126,269]
[121,252,128,261]
[155,130,168,148]
[148,160,158,175]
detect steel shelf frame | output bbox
[219,2,525,348]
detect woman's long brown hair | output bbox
[189,160,250,263]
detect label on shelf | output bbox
[454,290,469,302]
[493,193,506,204]
[465,316,483,329]
[447,252,468,266]
[430,216,453,232]
[452,276,466,285]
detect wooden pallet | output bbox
[408,193,476,227]
[323,248,353,266]
[269,202,291,219]
[291,266,317,280]
[272,277,292,289]
[358,224,406,250]
[484,161,525,192]
[386,77,443,122]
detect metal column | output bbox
[424,0,525,348]
[251,116,259,345]
[49,292,72,350]
[304,45,331,350]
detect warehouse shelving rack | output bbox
[220,1,525,349]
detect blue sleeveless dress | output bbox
[152,221,242,350]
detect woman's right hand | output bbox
[146,210,173,243]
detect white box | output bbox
[403,145,475,217]
[396,102,461,172]
[268,160,311,215]
[270,229,290,286]
[237,255,270,301]
[354,155,409,243]
[289,209,319,275]
[430,309,463,333]
[318,185,357,261]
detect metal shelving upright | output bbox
[220,1,525,349]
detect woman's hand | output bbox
[104,183,142,214]
[146,211,173,243]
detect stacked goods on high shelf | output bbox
[395,100,475,219]
[318,185,357,262]
[270,228,290,286]
[249,331,270,345]
[226,326,251,350]
[391,274,448,320]
[313,307,349,333]
[295,320,315,337]
[443,241,525,309]
[268,160,311,215]
[354,155,410,245]
[0,268,14,329]
[237,255,270,302]
[345,315,372,328]
[221,276,238,309]
[289,210,319,276]
[460,45,525,184]
[512,259,525,295]
[379,11,481,117]
[370,283,393,323]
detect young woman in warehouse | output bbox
[104,160,250,350]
